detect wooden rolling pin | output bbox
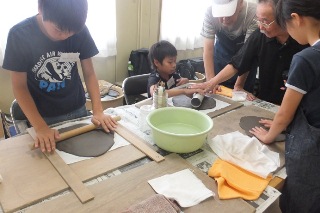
[31,115,121,150]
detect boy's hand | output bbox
[34,126,60,153]
[91,112,118,132]
[176,78,189,86]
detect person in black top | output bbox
[192,0,307,105]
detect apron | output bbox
[214,1,257,92]
[214,30,246,88]
[280,107,320,213]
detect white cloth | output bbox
[209,131,280,178]
[148,169,214,207]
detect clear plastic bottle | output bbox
[128,61,134,75]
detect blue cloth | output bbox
[280,108,320,213]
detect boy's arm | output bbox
[10,71,59,152]
[81,58,117,132]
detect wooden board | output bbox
[115,123,165,162]
[135,94,243,118]
[44,152,94,203]
[0,134,145,213]
[25,154,255,213]
[208,105,285,169]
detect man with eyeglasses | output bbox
[195,0,307,105]
[201,0,258,93]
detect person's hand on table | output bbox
[190,78,220,94]
[259,119,273,128]
[34,125,60,153]
[249,127,273,144]
[184,87,205,96]
[91,112,118,133]
[233,85,256,101]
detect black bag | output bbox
[176,59,196,80]
[189,57,205,74]
[128,48,152,76]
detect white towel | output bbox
[209,131,280,178]
[148,169,214,207]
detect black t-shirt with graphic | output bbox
[3,16,98,117]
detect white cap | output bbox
[212,0,238,17]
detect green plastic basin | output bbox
[146,107,213,153]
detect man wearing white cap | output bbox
[201,0,258,92]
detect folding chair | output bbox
[10,99,30,135]
[122,73,150,105]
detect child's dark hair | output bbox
[276,0,320,29]
[148,40,177,69]
[38,0,88,33]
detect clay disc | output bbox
[56,129,115,157]
[172,95,216,110]
[239,116,285,142]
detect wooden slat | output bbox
[26,154,255,213]
[134,95,243,118]
[0,134,145,213]
[115,123,165,162]
[44,152,94,203]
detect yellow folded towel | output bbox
[208,159,272,200]
[216,86,233,98]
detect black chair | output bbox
[10,99,30,135]
[122,74,150,105]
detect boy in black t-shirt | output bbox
[3,0,117,153]
[147,40,204,97]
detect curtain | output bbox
[0,0,116,66]
[160,0,211,50]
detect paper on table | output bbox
[209,131,280,178]
[148,169,214,207]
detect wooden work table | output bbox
[0,95,285,212]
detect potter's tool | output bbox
[30,115,121,150]
[191,93,204,108]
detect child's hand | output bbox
[249,126,274,144]
[34,126,60,153]
[91,112,118,132]
[176,78,189,86]
[259,119,273,128]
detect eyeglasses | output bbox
[254,19,275,28]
